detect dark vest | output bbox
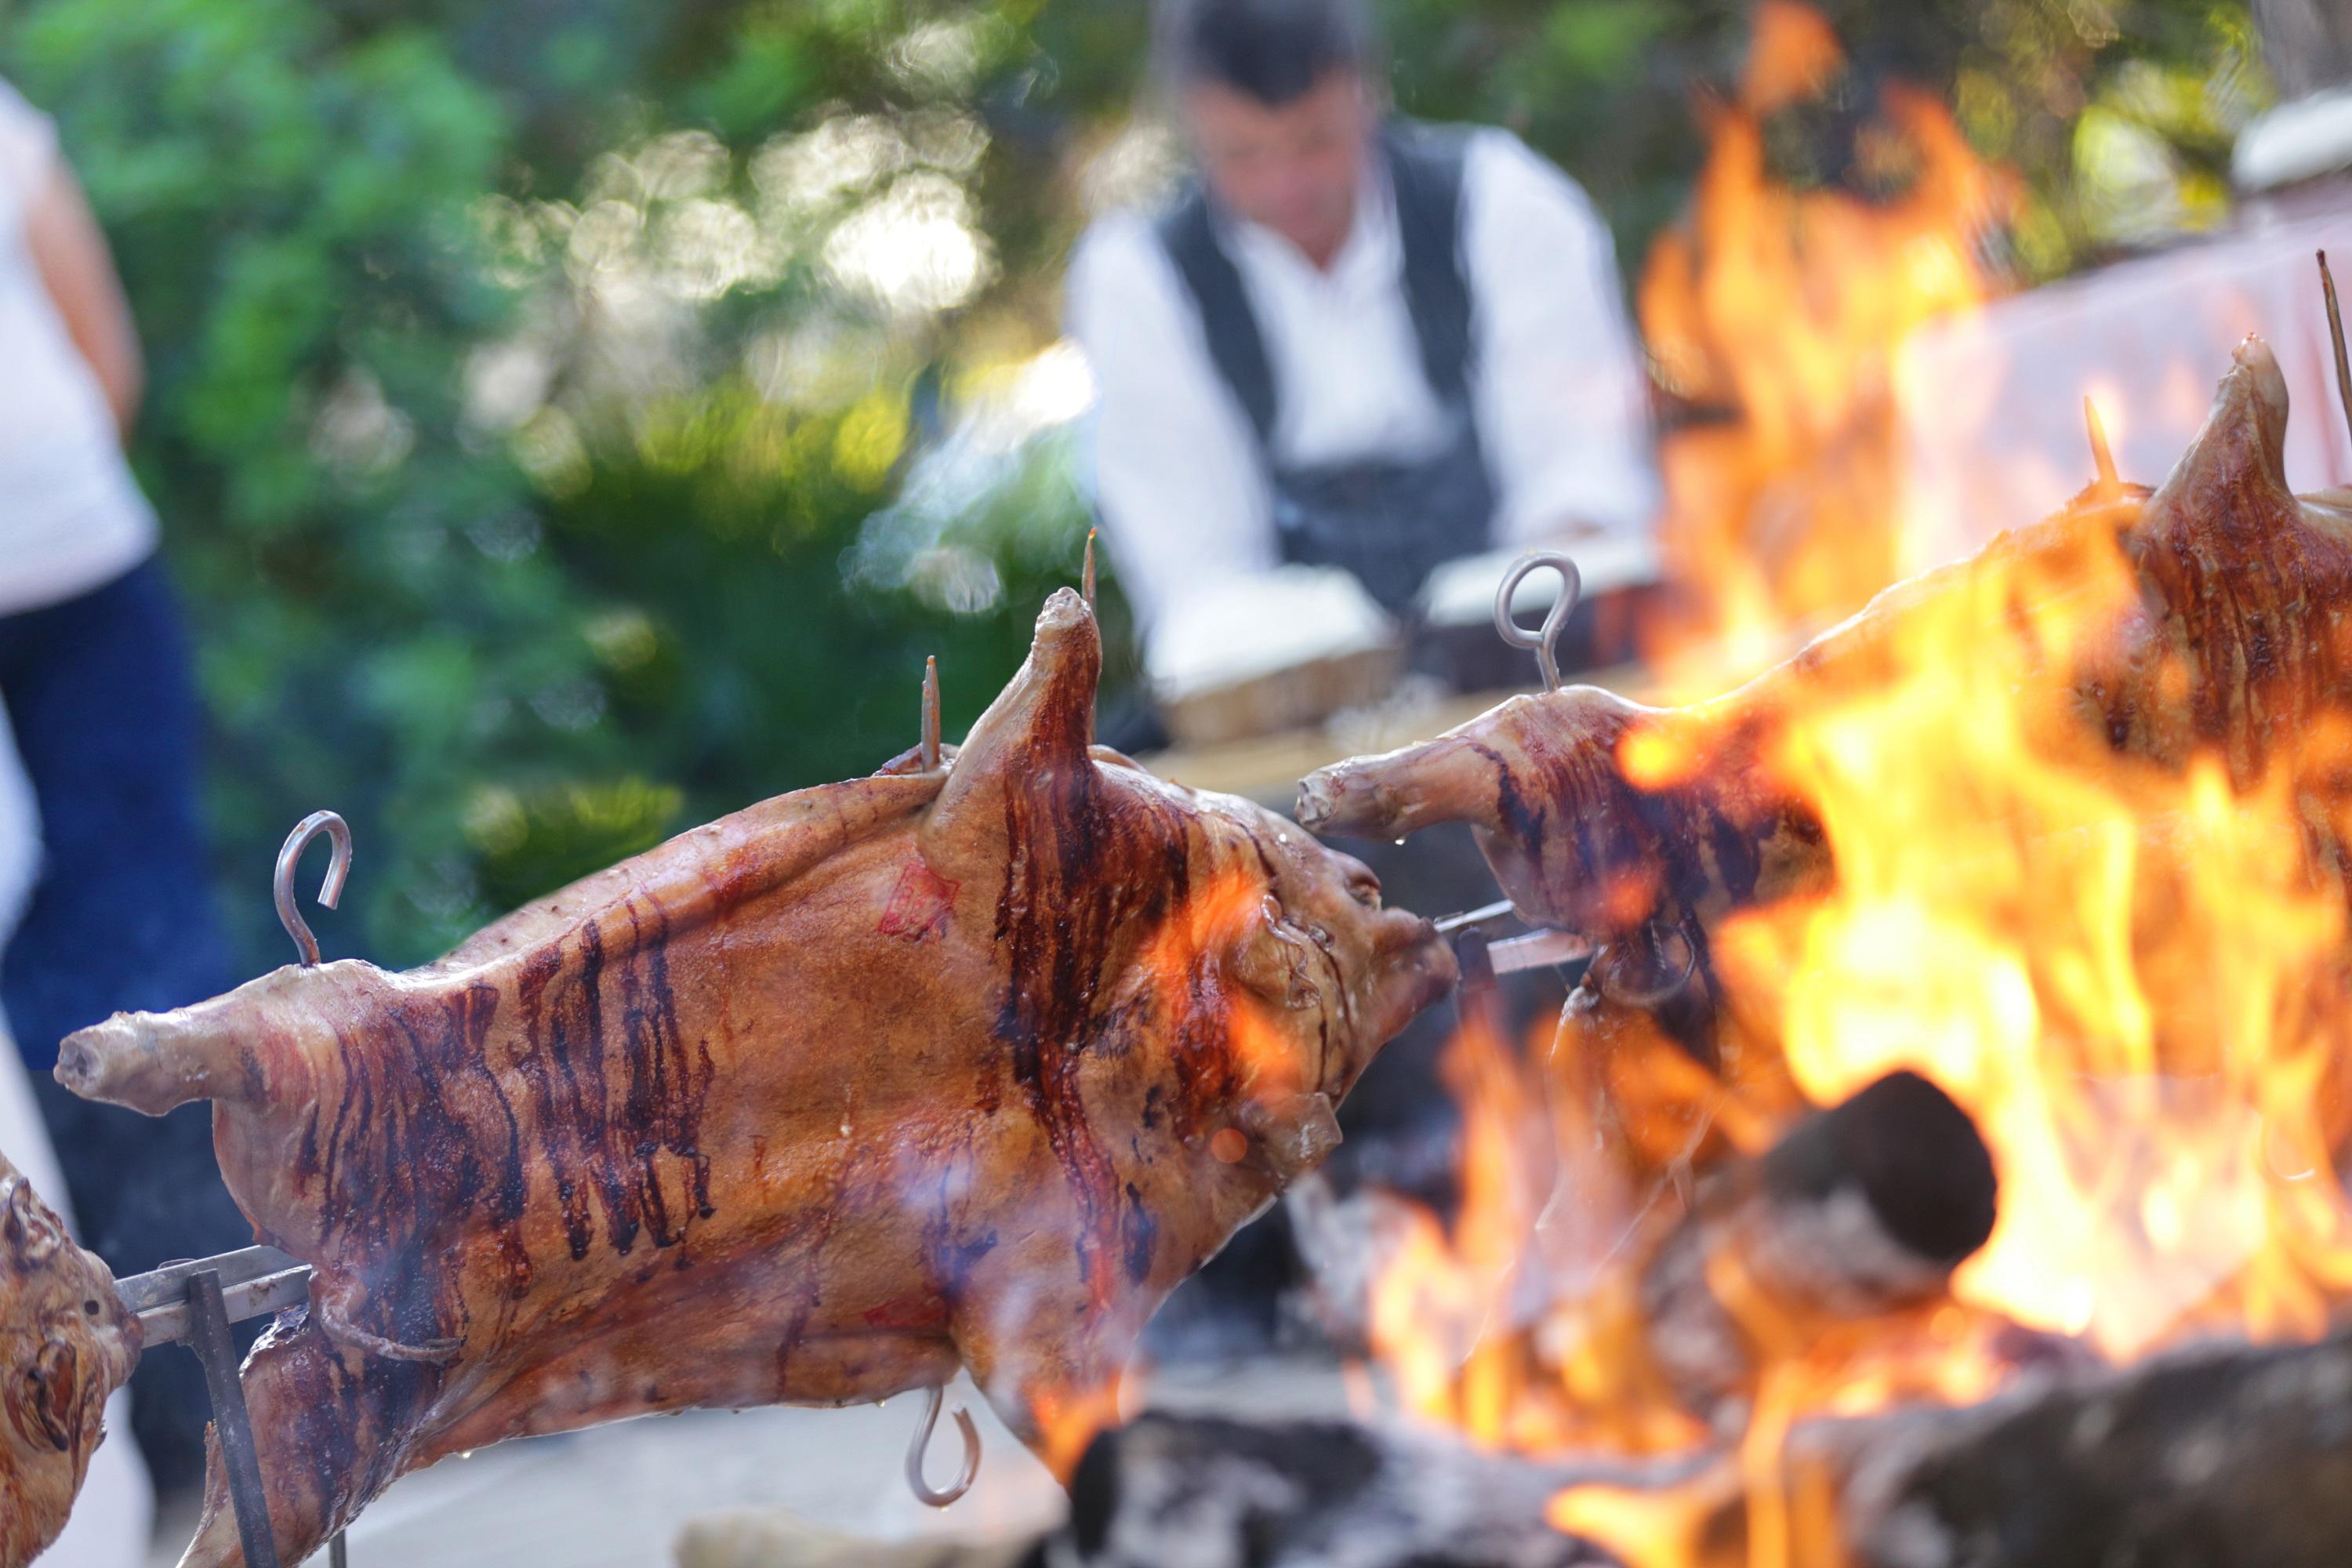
[1156,122,1497,615]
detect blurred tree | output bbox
[0,0,2266,977]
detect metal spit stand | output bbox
[117,1246,318,1568]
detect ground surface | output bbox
[144,1361,1358,1567]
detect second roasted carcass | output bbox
[0,1150,139,1568]
[1298,333,2352,1445]
[1301,336,2352,955]
[57,590,1456,1567]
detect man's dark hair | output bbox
[1154,0,1381,106]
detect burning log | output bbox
[52,590,1457,1567]
[1816,1325,2352,1568]
[0,1151,140,1568]
[1632,1071,1998,1428]
[1492,1064,2008,1454]
[681,1327,2352,1568]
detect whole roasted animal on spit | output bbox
[51,589,1457,1567]
[1296,331,2352,1435]
[0,1149,139,1568]
[1303,334,2352,1018]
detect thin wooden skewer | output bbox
[1083,527,1098,612]
[920,656,941,771]
[2083,394,2120,493]
[2322,252,2352,455]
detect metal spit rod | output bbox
[1430,899,1594,974]
[118,1245,311,1348]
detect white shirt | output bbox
[1067,126,1658,646]
[0,79,156,618]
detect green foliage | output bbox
[0,0,2267,978]
[9,0,619,966]
[1379,0,2269,280]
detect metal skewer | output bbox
[1487,927,1596,975]
[1430,902,1592,971]
[118,1246,310,1348]
[1432,898,1516,935]
[273,811,350,968]
[1494,550,1583,695]
[905,1384,980,1507]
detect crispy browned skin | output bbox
[56,591,1456,1568]
[0,1151,140,1568]
[1300,338,2352,944]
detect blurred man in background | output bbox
[1069,0,1659,673]
[1067,0,1652,1351]
[0,74,245,1491]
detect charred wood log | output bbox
[681,1323,2352,1568]
[1638,1071,1999,1427]
[676,1414,1631,1568]
[1827,1327,2352,1568]
[1058,1412,1623,1568]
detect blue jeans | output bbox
[0,557,230,1069]
[0,557,245,1489]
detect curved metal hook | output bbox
[274,811,353,968]
[905,1384,981,1508]
[1598,924,1699,1011]
[1494,550,1584,694]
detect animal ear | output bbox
[924,589,1102,848]
[2152,336,2292,510]
[0,1178,53,1265]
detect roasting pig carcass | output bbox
[56,590,1456,1566]
[1300,336,2352,954]
[0,1151,139,1568]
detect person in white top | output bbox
[1068,0,1659,676]
[0,76,245,1497]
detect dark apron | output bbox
[1156,122,1497,616]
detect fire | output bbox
[1724,573,2352,1355]
[1334,6,2352,1563]
[1638,0,2023,670]
[1352,432,2352,1557]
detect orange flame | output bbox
[1638,1,2024,672]
[1341,8,2352,1565]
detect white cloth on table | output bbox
[1066,125,1659,666]
[0,77,156,619]
[1892,201,2352,572]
